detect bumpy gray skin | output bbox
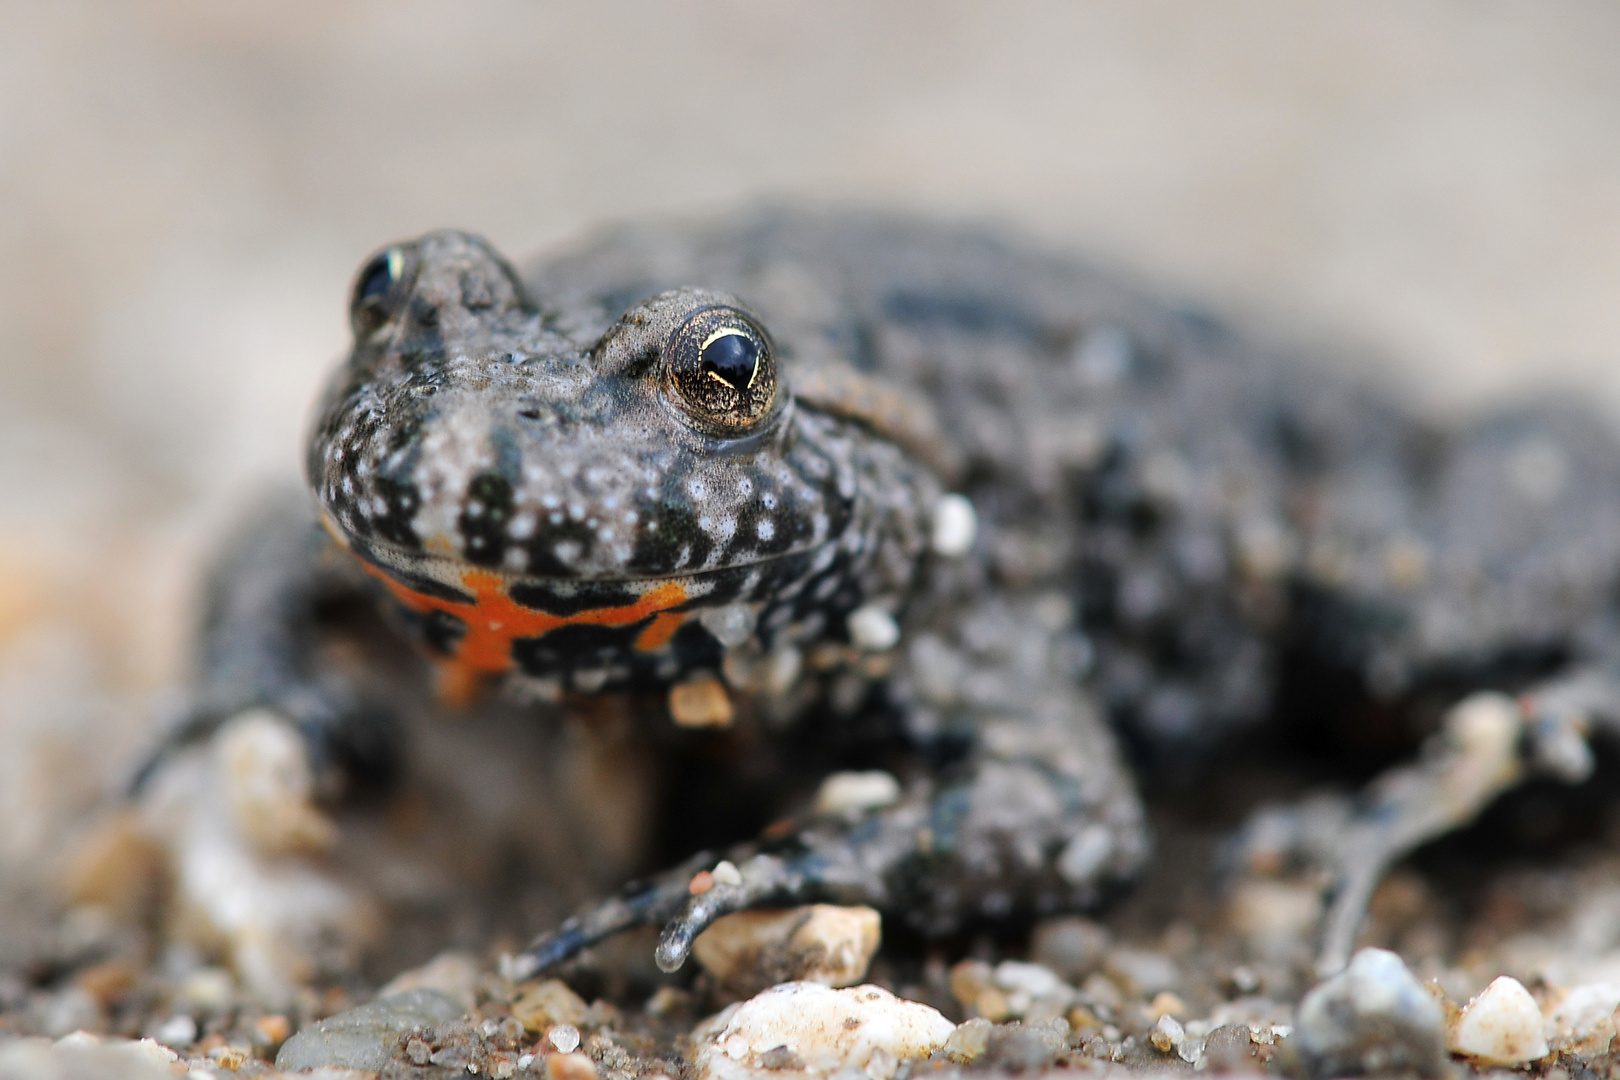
[149,209,1620,977]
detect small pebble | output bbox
[1203,1024,1265,1071]
[942,1017,992,1063]
[993,960,1071,1001]
[1148,991,1186,1020]
[252,1014,291,1047]
[813,771,902,815]
[1150,1014,1184,1052]
[669,674,734,728]
[275,988,465,1073]
[711,860,743,886]
[546,1051,599,1080]
[1103,949,1180,997]
[154,1015,198,1047]
[1291,948,1444,1078]
[692,904,882,994]
[1545,981,1620,1050]
[985,1018,1070,1070]
[39,988,103,1038]
[512,980,588,1034]
[847,606,901,652]
[1449,975,1548,1065]
[1226,880,1322,960]
[931,494,978,557]
[1030,916,1110,981]
[547,1024,580,1054]
[690,982,954,1080]
[377,950,481,1011]
[178,967,234,1011]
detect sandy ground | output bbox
[5,3,1620,1071]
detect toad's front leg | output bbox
[515,591,1149,977]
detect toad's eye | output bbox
[351,246,407,336]
[663,306,778,434]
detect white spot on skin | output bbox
[848,605,901,652]
[757,519,776,542]
[931,494,978,557]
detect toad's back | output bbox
[533,209,1592,761]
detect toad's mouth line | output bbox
[327,513,832,593]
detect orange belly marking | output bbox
[359,562,688,704]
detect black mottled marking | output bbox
[371,476,424,549]
[354,551,475,605]
[629,498,715,575]
[459,472,515,567]
[523,518,598,577]
[507,580,640,617]
[511,623,646,673]
[666,619,723,670]
[418,609,467,656]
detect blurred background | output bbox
[4,1,1620,874]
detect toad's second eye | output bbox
[351,246,408,336]
[663,306,778,434]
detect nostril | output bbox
[518,409,541,421]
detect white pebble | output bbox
[1449,976,1548,1065]
[992,961,1072,1001]
[847,606,900,652]
[547,1024,580,1054]
[154,1015,197,1047]
[691,983,954,1080]
[710,860,743,887]
[814,771,902,815]
[1294,948,1444,1077]
[1545,981,1620,1049]
[930,494,978,558]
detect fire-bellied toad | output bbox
[140,209,1620,983]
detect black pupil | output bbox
[700,331,760,390]
[356,256,393,306]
